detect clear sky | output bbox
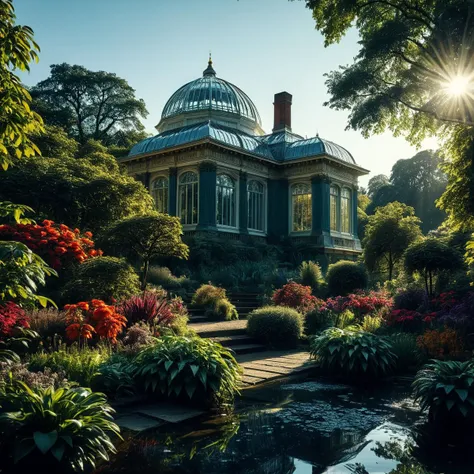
[15,0,437,186]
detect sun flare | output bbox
[445,75,470,97]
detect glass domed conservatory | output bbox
[120,58,369,263]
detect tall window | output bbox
[152,177,168,214]
[330,185,339,231]
[292,183,312,232]
[216,174,236,227]
[248,180,265,231]
[179,171,198,225]
[341,188,351,233]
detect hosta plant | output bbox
[0,382,120,472]
[413,360,474,423]
[132,335,242,407]
[310,328,397,380]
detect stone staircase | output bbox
[186,292,265,355]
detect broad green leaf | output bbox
[33,431,58,454]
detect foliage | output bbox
[247,306,303,349]
[386,309,427,332]
[0,241,56,307]
[272,282,321,313]
[304,307,335,335]
[367,174,389,199]
[121,323,155,353]
[310,328,396,379]
[438,293,474,341]
[147,266,191,291]
[0,382,120,471]
[363,202,422,280]
[119,291,175,328]
[0,220,101,270]
[60,256,140,304]
[32,124,79,159]
[192,284,227,307]
[103,213,189,289]
[389,333,420,373]
[394,288,429,312]
[27,308,67,342]
[0,0,43,170]
[323,291,393,319]
[359,315,383,333]
[413,360,474,421]
[132,335,241,406]
[326,260,368,296]
[404,238,464,296]
[0,361,67,390]
[206,298,238,322]
[91,356,135,399]
[417,328,464,360]
[64,299,127,343]
[28,344,111,387]
[31,62,148,145]
[0,301,29,337]
[298,260,323,293]
[0,154,154,235]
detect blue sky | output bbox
[15,0,436,186]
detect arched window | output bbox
[330,185,339,231]
[248,180,265,231]
[216,174,236,227]
[179,171,198,225]
[291,183,312,232]
[151,177,168,214]
[341,188,351,233]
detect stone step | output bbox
[210,334,257,347]
[188,320,247,338]
[228,343,267,355]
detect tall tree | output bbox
[367,174,389,199]
[363,202,422,280]
[0,0,43,169]
[305,0,474,230]
[31,63,148,144]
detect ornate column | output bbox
[311,175,332,247]
[267,178,289,240]
[168,167,177,216]
[239,171,248,234]
[352,186,359,237]
[197,161,217,231]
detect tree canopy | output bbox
[103,213,189,289]
[305,0,474,231]
[367,150,447,232]
[367,174,389,199]
[0,0,43,169]
[363,201,422,280]
[0,149,154,235]
[31,63,148,145]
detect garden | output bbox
[2,0,474,473]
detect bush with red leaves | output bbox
[0,220,102,269]
[272,282,322,313]
[0,302,29,338]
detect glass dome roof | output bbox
[160,59,262,127]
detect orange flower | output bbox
[81,324,95,339]
[91,299,105,308]
[77,301,90,311]
[65,323,81,341]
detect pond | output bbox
[96,378,473,474]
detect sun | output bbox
[445,75,470,96]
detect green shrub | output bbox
[91,355,135,399]
[335,309,356,329]
[28,344,111,386]
[394,288,428,311]
[206,298,238,321]
[310,328,396,379]
[326,260,368,296]
[147,266,191,291]
[413,360,474,423]
[304,308,335,335]
[131,335,241,407]
[192,284,227,306]
[61,257,140,304]
[299,260,323,293]
[359,315,383,333]
[27,308,67,342]
[389,333,420,373]
[0,383,120,471]
[247,306,303,349]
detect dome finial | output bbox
[203,52,216,77]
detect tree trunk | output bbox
[424,272,429,296]
[141,259,149,291]
[429,270,433,297]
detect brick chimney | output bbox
[273,91,292,132]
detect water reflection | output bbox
[96,380,473,474]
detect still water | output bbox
[97,378,472,474]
